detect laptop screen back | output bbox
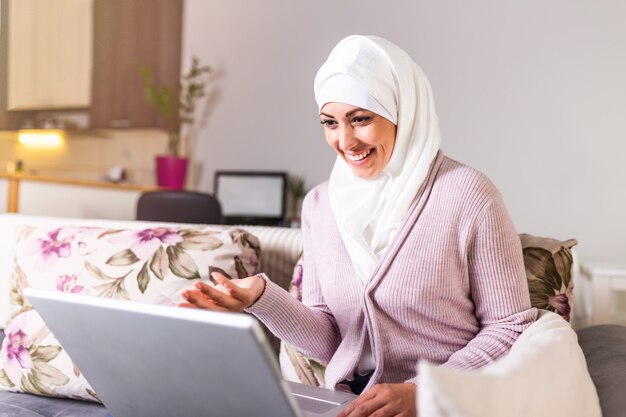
[24,289,302,417]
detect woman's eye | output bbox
[352,116,371,124]
[320,119,337,127]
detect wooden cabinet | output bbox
[0,0,17,128]
[0,0,182,130]
[0,173,156,219]
[90,0,183,129]
[7,0,93,110]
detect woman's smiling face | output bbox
[320,102,397,179]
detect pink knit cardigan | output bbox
[247,153,537,389]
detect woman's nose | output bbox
[338,126,357,149]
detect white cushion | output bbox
[418,310,601,417]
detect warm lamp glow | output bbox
[17,130,65,149]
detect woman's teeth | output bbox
[347,149,372,161]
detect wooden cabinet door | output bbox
[0,0,12,128]
[90,0,182,129]
[7,0,93,110]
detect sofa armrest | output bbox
[240,225,302,290]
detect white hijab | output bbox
[314,35,442,282]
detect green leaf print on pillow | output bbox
[86,261,131,300]
[105,249,140,266]
[150,246,169,280]
[0,368,13,389]
[177,230,223,251]
[520,233,577,322]
[166,246,200,279]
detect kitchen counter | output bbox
[0,171,157,190]
[0,172,158,215]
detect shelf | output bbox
[0,172,158,192]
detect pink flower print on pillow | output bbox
[2,313,33,387]
[56,274,84,294]
[548,293,571,321]
[109,228,183,260]
[25,228,74,271]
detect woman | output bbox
[182,35,537,417]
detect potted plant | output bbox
[287,175,307,227]
[141,57,212,189]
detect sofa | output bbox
[0,213,625,417]
[0,213,302,416]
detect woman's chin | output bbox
[349,164,383,180]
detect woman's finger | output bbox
[338,394,384,417]
[177,302,198,309]
[192,281,246,311]
[211,272,237,294]
[338,383,416,417]
[211,272,250,301]
[182,289,230,311]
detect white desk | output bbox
[580,263,626,325]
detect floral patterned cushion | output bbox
[279,234,579,387]
[0,224,261,401]
[520,234,578,321]
[0,309,101,401]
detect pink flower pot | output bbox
[155,155,188,190]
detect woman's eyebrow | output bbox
[320,108,367,119]
[345,108,365,117]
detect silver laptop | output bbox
[24,288,356,417]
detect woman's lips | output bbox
[346,148,374,163]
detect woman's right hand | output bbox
[179,272,266,312]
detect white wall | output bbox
[182,0,626,265]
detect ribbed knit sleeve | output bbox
[437,190,537,372]
[245,276,339,362]
[245,188,341,362]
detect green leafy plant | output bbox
[141,57,212,157]
[288,175,307,202]
[288,175,308,221]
